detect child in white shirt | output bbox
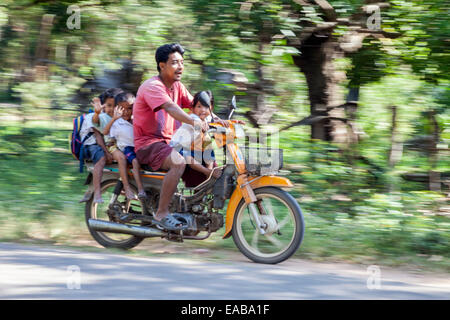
[170,90,222,187]
[108,92,146,199]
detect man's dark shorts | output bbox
[84,144,105,164]
[136,141,173,171]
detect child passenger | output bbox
[107,92,147,199]
[79,89,122,203]
[90,88,139,200]
[78,106,112,204]
[170,90,222,187]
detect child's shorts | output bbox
[84,144,105,164]
[123,146,137,164]
[107,144,118,154]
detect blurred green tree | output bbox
[0,0,448,142]
[186,0,449,143]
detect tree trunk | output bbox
[388,105,403,168]
[293,34,347,142]
[34,14,55,81]
[244,41,276,127]
[429,110,441,192]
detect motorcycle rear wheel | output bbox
[232,187,304,264]
[85,179,144,250]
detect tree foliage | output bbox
[0,0,449,268]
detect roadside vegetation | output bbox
[0,106,448,272]
[0,0,448,272]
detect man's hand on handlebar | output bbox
[211,119,246,127]
[212,117,245,127]
[194,119,209,133]
[213,117,230,128]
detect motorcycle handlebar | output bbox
[207,120,243,134]
[207,126,229,134]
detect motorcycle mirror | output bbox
[228,96,237,120]
[230,96,236,110]
[198,91,211,109]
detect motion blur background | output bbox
[0,0,448,271]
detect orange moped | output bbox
[85,97,304,264]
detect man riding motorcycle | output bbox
[133,43,224,231]
[84,44,304,265]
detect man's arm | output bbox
[160,101,208,132]
[160,101,195,125]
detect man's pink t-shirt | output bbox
[133,76,193,152]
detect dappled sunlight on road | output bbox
[0,242,448,300]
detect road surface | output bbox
[0,242,448,299]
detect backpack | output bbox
[69,113,93,172]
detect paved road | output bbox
[0,242,448,299]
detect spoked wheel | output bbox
[85,179,144,250]
[232,187,304,264]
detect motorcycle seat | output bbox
[85,160,167,177]
[140,164,167,176]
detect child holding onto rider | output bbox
[107,92,147,199]
[170,90,222,187]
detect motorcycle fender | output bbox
[222,176,294,239]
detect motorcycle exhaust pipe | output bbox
[88,219,165,238]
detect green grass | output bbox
[0,119,449,273]
[0,119,87,241]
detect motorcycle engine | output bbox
[107,203,127,222]
[195,212,224,232]
[208,212,224,232]
[170,193,187,213]
[172,212,224,234]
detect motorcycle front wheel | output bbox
[85,179,144,250]
[232,187,304,264]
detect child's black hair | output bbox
[192,90,214,110]
[114,92,135,106]
[99,88,123,104]
[155,43,185,72]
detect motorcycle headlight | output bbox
[234,124,245,139]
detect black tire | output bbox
[85,179,144,250]
[232,187,304,264]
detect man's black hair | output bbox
[155,43,185,72]
[99,88,123,104]
[114,92,135,106]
